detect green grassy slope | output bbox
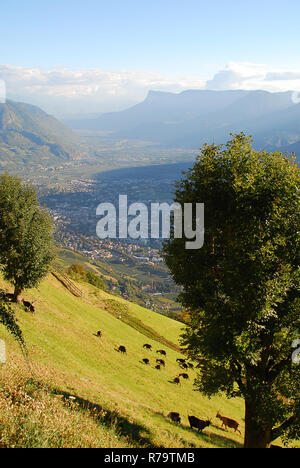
[0,274,247,448]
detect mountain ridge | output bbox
[0,100,78,169]
[65,89,300,156]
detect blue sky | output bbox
[1,0,300,116]
[2,0,300,75]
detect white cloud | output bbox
[205,62,300,93]
[0,65,206,117]
[1,62,300,117]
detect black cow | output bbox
[167,412,181,423]
[156,349,167,356]
[156,359,165,367]
[142,358,150,365]
[179,373,189,379]
[22,300,35,313]
[4,293,15,302]
[96,331,102,338]
[180,363,189,369]
[118,345,126,354]
[143,344,152,350]
[188,415,211,433]
[176,358,186,364]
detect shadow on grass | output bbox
[189,425,242,448]
[159,412,242,449]
[52,389,156,448]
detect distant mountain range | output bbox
[1,92,299,173]
[66,89,300,156]
[0,100,77,170]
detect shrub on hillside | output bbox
[66,264,107,291]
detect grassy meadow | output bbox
[0,273,251,448]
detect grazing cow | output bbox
[156,349,167,356]
[167,412,181,423]
[156,359,165,367]
[187,363,194,369]
[143,344,152,350]
[176,358,186,364]
[118,345,127,354]
[179,373,189,379]
[173,376,181,385]
[96,331,102,338]
[216,412,241,434]
[142,358,150,365]
[188,415,211,433]
[180,363,189,369]
[22,300,35,313]
[4,293,15,302]
[155,364,161,370]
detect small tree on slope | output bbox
[163,134,300,448]
[0,173,55,302]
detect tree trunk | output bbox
[244,400,272,448]
[13,286,22,303]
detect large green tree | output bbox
[0,173,55,302]
[163,134,300,448]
